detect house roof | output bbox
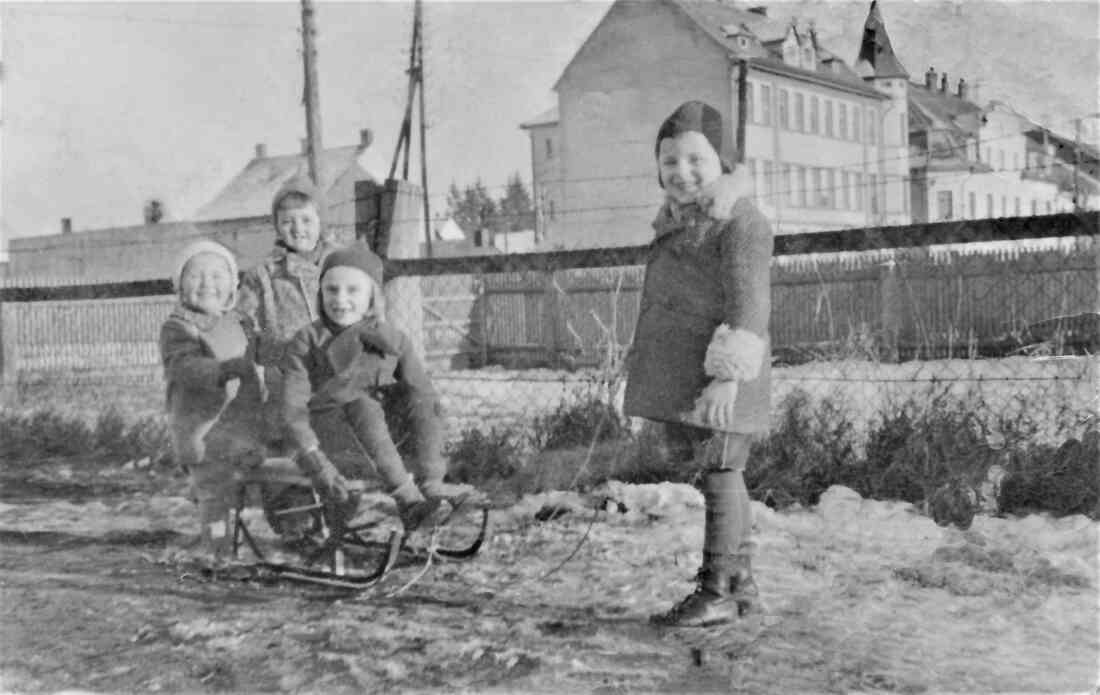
[195,144,378,221]
[520,107,559,129]
[554,0,885,99]
[908,82,984,136]
[854,0,908,79]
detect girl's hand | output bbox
[683,379,739,431]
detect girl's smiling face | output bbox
[275,199,321,253]
[658,131,723,205]
[179,252,234,315]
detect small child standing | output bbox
[623,101,774,627]
[237,176,342,452]
[160,239,264,558]
[281,243,478,533]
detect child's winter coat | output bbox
[623,196,773,434]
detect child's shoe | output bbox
[420,480,487,509]
[391,475,444,534]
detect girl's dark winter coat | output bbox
[623,197,773,433]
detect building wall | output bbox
[921,169,1066,222]
[525,122,565,246]
[741,68,890,234]
[3,216,273,283]
[554,0,732,248]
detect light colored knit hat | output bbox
[172,239,240,309]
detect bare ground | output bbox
[0,461,1096,695]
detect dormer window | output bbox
[802,47,814,69]
[738,36,750,49]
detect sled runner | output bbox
[226,458,491,589]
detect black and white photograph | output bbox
[0,0,1097,692]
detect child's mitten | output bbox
[704,325,766,381]
[699,165,754,221]
[683,379,739,431]
[358,321,402,356]
[295,448,351,505]
[219,356,256,385]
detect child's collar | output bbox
[169,303,222,331]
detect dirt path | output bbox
[0,465,1096,694]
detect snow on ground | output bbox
[1,483,1097,693]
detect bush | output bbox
[530,391,627,451]
[94,406,130,457]
[746,390,862,508]
[998,430,1100,518]
[123,415,173,467]
[445,426,525,487]
[0,410,96,461]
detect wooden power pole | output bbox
[301,0,323,187]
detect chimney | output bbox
[956,78,967,100]
[255,143,267,159]
[925,67,937,89]
[940,73,949,93]
[61,218,72,235]
[747,6,767,16]
[359,129,373,148]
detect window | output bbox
[746,83,754,124]
[548,200,556,220]
[854,172,863,210]
[1046,201,1052,213]
[967,139,977,162]
[803,47,813,68]
[797,166,808,207]
[838,103,848,140]
[853,108,861,142]
[824,169,835,208]
[1014,197,1021,216]
[984,147,991,164]
[811,168,822,207]
[900,112,907,142]
[545,138,553,158]
[986,194,994,217]
[937,190,953,220]
[781,163,792,204]
[969,192,976,218]
[794,93,804,132]
[763,160,774,198]
[867,110,876,145]
[841,171,851,209]
[760,85,772,125]
[824,100,834,137]
[1012,153,1020,171]
[869,173,879,213]
[1031,200,1038,215]
[998,150,1005,171]
[1001,195,1007,216]
[778,89,789,129]
[810,96,819,134]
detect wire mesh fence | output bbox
[1,213,1097,452]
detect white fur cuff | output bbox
[703,325,766,381]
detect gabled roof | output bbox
[854,0,908,79]
[195,144,379,221]
[520,107,559,130]
[554,0,884,99]
[908,82,984,136]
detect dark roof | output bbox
[908,83,984,136]
[520,107,559,129]
[1025,128,1100,165]
[195,144,378,221]
[855,0,908,79]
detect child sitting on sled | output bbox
[160,239,265,559]
[280,242,480,535]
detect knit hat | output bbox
[319,242,385,288]
[654,101,734,187]
[271,175,331,241]
[172,238,239,307]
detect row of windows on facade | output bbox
[746,158,886,214]
[746,82,905,146]
[937,190,1057,221]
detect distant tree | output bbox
[446,179,500,235]
[498,172,535,232]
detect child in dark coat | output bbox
[281,243,478,533]
[160,239,264,559]
[623,101,774,627]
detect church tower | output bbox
[856,1,910,226]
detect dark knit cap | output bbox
[654,101,733,186]
[320,242,385,288]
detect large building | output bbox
[521,0,1093,248]
[520,0,910,248]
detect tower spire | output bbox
[856,0,908,80]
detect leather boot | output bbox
[649,556,740,628]
[391,475,443,534]
[728,553,761,617]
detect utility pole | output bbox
[301,0,323,187]
[415,0,432,258]
[735,59,748,164]
[1073,117,1081,212]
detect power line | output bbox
[4,5,295,31]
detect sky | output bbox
[1,0,610,240]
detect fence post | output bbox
[542,269,562,367]
[356,179,426,361]
[879,255,901,362]
[0,302,18,387]
[477,274,489,367]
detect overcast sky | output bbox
[1,1,608,239]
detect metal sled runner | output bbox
[227,458,491,590]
